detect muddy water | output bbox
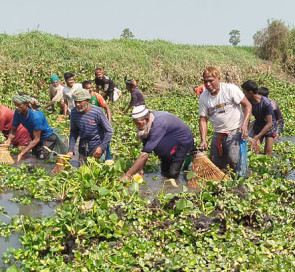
[139,170,198,198]
[0,191,58,268]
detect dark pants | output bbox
[161,159,185,179]
[210,129,240,171]
[105,90,114,102]
[32,134,57,160]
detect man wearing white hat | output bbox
[122,105,194,180]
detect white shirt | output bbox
[62,83,82,113]
[199,82,244,133]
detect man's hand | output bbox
[120,173,130,182]
[3,139,11,146]
[17,152,25,162]
[198,140,207,150]
[250,136,260,153]
[239,124,248,140]
[66,151,74,158]
[93,146,103,158]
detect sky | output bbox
[1,0,295,46]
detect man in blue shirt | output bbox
[6,93,57,161]
[122,105,194,181]
[67,88,113,165]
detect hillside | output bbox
[0,31,283,104]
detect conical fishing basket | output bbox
[187,151,227,189]
[0,144,14,165]
[51,154,71,174]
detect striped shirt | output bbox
[69,104,113,156]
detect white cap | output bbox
[131,105,149,119]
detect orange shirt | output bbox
[193,84,204,95]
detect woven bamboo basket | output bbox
[187,151,228,189]
[51,154,71,174]
[0,144,14,165]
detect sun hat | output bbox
[72,87,91,101]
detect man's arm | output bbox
[63,99,68,115]
[5,125,18,145]
[199,116,208,149]
[17,129,41,161]
[123,102,132,114]
[121,152,149,181]
[239,97,252,139]
[253,114,273,141]
[103,104,112,123]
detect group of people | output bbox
[0,66,284,181]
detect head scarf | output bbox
[50,74,59,83]
[12,92,31,104]
[125,79,137,87]
[72,87,91,101]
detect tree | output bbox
[229,30,241,46]
[253,19,295,73]
[120,28,134,40]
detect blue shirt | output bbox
[69,104,113,156]
[12,108,53,141]
[142,111,193,160]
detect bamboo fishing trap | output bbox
[0,144,14,165]
[51,154,71,174]
[187,149,228,189]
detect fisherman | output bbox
[62,72,82,115]
[121,105,194,181]
[5,93,65,161]
[44,74,65,114]
[241,80,277,155]
[66,88,113,165]
[258,86,284,138]
[82,80,112,160]
[94,68,116,102]
[198,66,251,171]
[0,104,31,147]
[123,79,145,114]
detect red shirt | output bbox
[0,105,31,146]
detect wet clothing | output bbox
[142,111,193,178]
[199,83,244,133]
[210,129,240,170]
[32,133,57,160]
[95,76,115,102]
[269,98,284,134]
[130,88,145,107]
[62,83,82,113]
[0,105,30,146]
[252,96,277,138]
[69,104,113,157]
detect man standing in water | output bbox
[67,88,113,165]
[198,66,251,171]
[121,105,193,181]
